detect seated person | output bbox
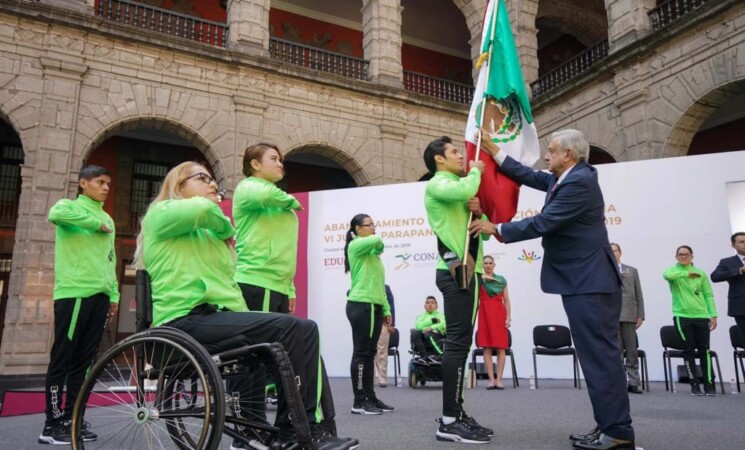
[411,296,447,363]
[135,161,357,450]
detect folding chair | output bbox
[532,325,581,389]
[660,325,725,394]
[471,329,519,388]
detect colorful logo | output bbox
[517,249,541,263]
[394,253,411,270]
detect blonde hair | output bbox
[132,161,205,268]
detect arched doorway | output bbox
[0,118,24,349]
[283,145,367,193]
[665,80,745,157]
[688,89,745,156]
[589,145,616,165]
[83,119,221,345]
[536,0,608,76]
[401,0,473,102]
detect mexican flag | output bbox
[465,0,540,228]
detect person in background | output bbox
[710,232,745,345]
[412,295,447,363]
[374,285,396,387]
[39,165,119,445]
[610,243,645,395]
[476,255,511,390]
[344,214,394,415]
[664,245,718,396]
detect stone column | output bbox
[612,61,652,161]
[361,0,403,88]
[379,123,407,184]
[231,92,269,192]
[509,0,540,89]
[226,0,270,57]
[0,57,89,375]
[605,0,657,51]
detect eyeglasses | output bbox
[183,172,216,186]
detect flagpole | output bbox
[464,0,499,266]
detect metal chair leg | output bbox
[532,350,538,389]
[510,353,518,388]
[643,354,650,392]
[713,354,725,395]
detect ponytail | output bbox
[343,213,370,273]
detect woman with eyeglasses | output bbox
[134,161,358,449]
[343,214,393,415]
[663,245,718,396]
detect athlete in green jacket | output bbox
[40,165,119,445]
[423,136,492,444]
[136,162,357,450]
[234,143,301,314]
[663,245,718,396]
[412,296,447,359]
[344,213,393,415]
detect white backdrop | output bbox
[306,151,745,383]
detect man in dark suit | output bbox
[610,243,645,394]
[711,232,745,344]
[470,129,634,450]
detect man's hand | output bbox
[387,323,395,334]
[99,224,113,233]
[635,318,644,329]
[479,128,500,157]
[384,315,392,326]
[688,272,701,278]
[108,302,119,324]
[469,160,485,173]
[710,317,717,331]
[468,219,496,236]
[288,298,296,315]
[467,197,483,217]
[740,266,745,275]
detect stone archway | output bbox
[665,79,745,157]
[589,144,616,164]
[284,143,370,192]
[82,116,226,185]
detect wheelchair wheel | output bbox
[216,342,312,449]
[71,327,225,450]
[408,364,417,389]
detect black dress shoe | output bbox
[573,433,635,450]
[569,427,600,442]
[627,385,643,394]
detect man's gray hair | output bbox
[551,129,590,162]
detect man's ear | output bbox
[250,159,261,171]
[434,154,445,165]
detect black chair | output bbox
[730,325,745,393]
[471,329,519,388]
[622,331,650,392]
[660,325,725,394]
[387,327,401,387]
[532,325,581,389]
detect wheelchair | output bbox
[70,270,314,450]
[407,328,444,389]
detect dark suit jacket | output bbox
[710,254,745,316]
[499,156,621,296]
